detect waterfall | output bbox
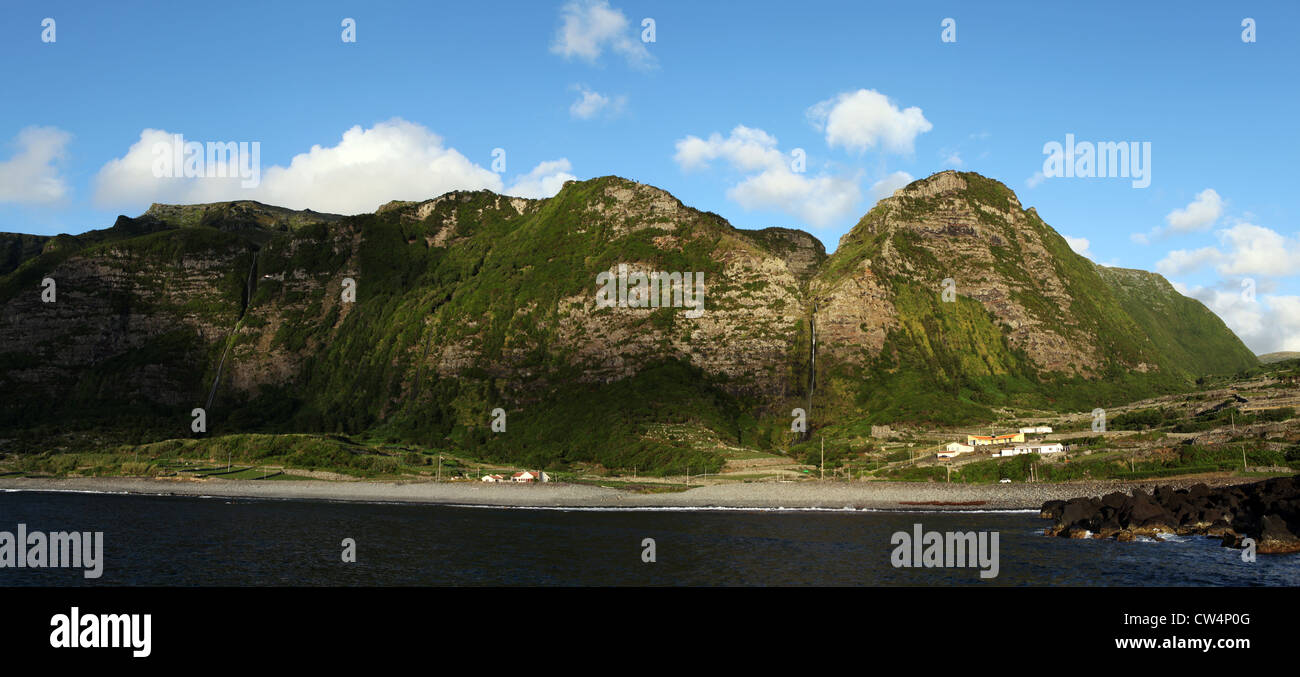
[204,249,258,413]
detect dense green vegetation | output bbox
[881,441,1286,484]
[808,172,1257,427]
[1112,405,1294,433]
[0,173,1267,474]
[4,433,445,479]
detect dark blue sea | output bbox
[2,490,1297,586]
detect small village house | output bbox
[480,474,505,483]
[511,470,551,483]
[997,442,1064,457]
[967,432,1025,446]
[939,442,975,459]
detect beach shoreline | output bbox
[0,475,1259,511]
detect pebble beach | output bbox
[0,475,1257,511]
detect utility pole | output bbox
[820,438,824,481]
[437,455,442,482]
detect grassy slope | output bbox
[1097,266,1258,376]
[812,173,1254,425]
[219,179,772,472]
[0,174,1262,470]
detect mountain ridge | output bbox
[0,171,1258,472]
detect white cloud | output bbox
[504,159,577,199]
[1159,217,1300,352]
[1261,296,1300,352]
[551,0,652,68]
[1025,171,1045,189]
[1213,222,1300,277]
[869,171,913,201]
[806,89,932,154]
[1182,283,1300,354]
[569,86,624,119]
[570,88,609,119]
[674,126,785,173]
[1156,223,1300,278]
[727,169,861,228]
[1063,235,1092,259]
[1156,246,1222,276]
[0,126,73,205]
[673,125,861,228]
[1136,188,1227,242]
[943,151,962,167]
[1165,188,1224,233]
[93,119,576,214]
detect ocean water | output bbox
[1,490,1297,586]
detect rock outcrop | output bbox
[1041,476,1300,553]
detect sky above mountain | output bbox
[1,1,1297,352]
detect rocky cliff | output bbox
[0,171,1258,470]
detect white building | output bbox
[939,442,975,459]
[511,470,551,483]
[997,443,1063,457]
[481,474,505,483]
[1019,426,1053,435]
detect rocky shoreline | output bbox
[1040,475,1300,554]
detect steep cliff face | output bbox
[0,233,50,276]
[821,172,1112,375]
[0,172,1257,469]
[808,171,1256,421]
[0,226,253,427]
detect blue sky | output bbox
[2,1,1298,351]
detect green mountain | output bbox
[808,171,1257,424]
[0,171,1257,472]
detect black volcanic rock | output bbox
[1061,497,1101,530]
[1258,514,1300,554]
[1041,476,1300,553]
[1040,500,1065,521]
